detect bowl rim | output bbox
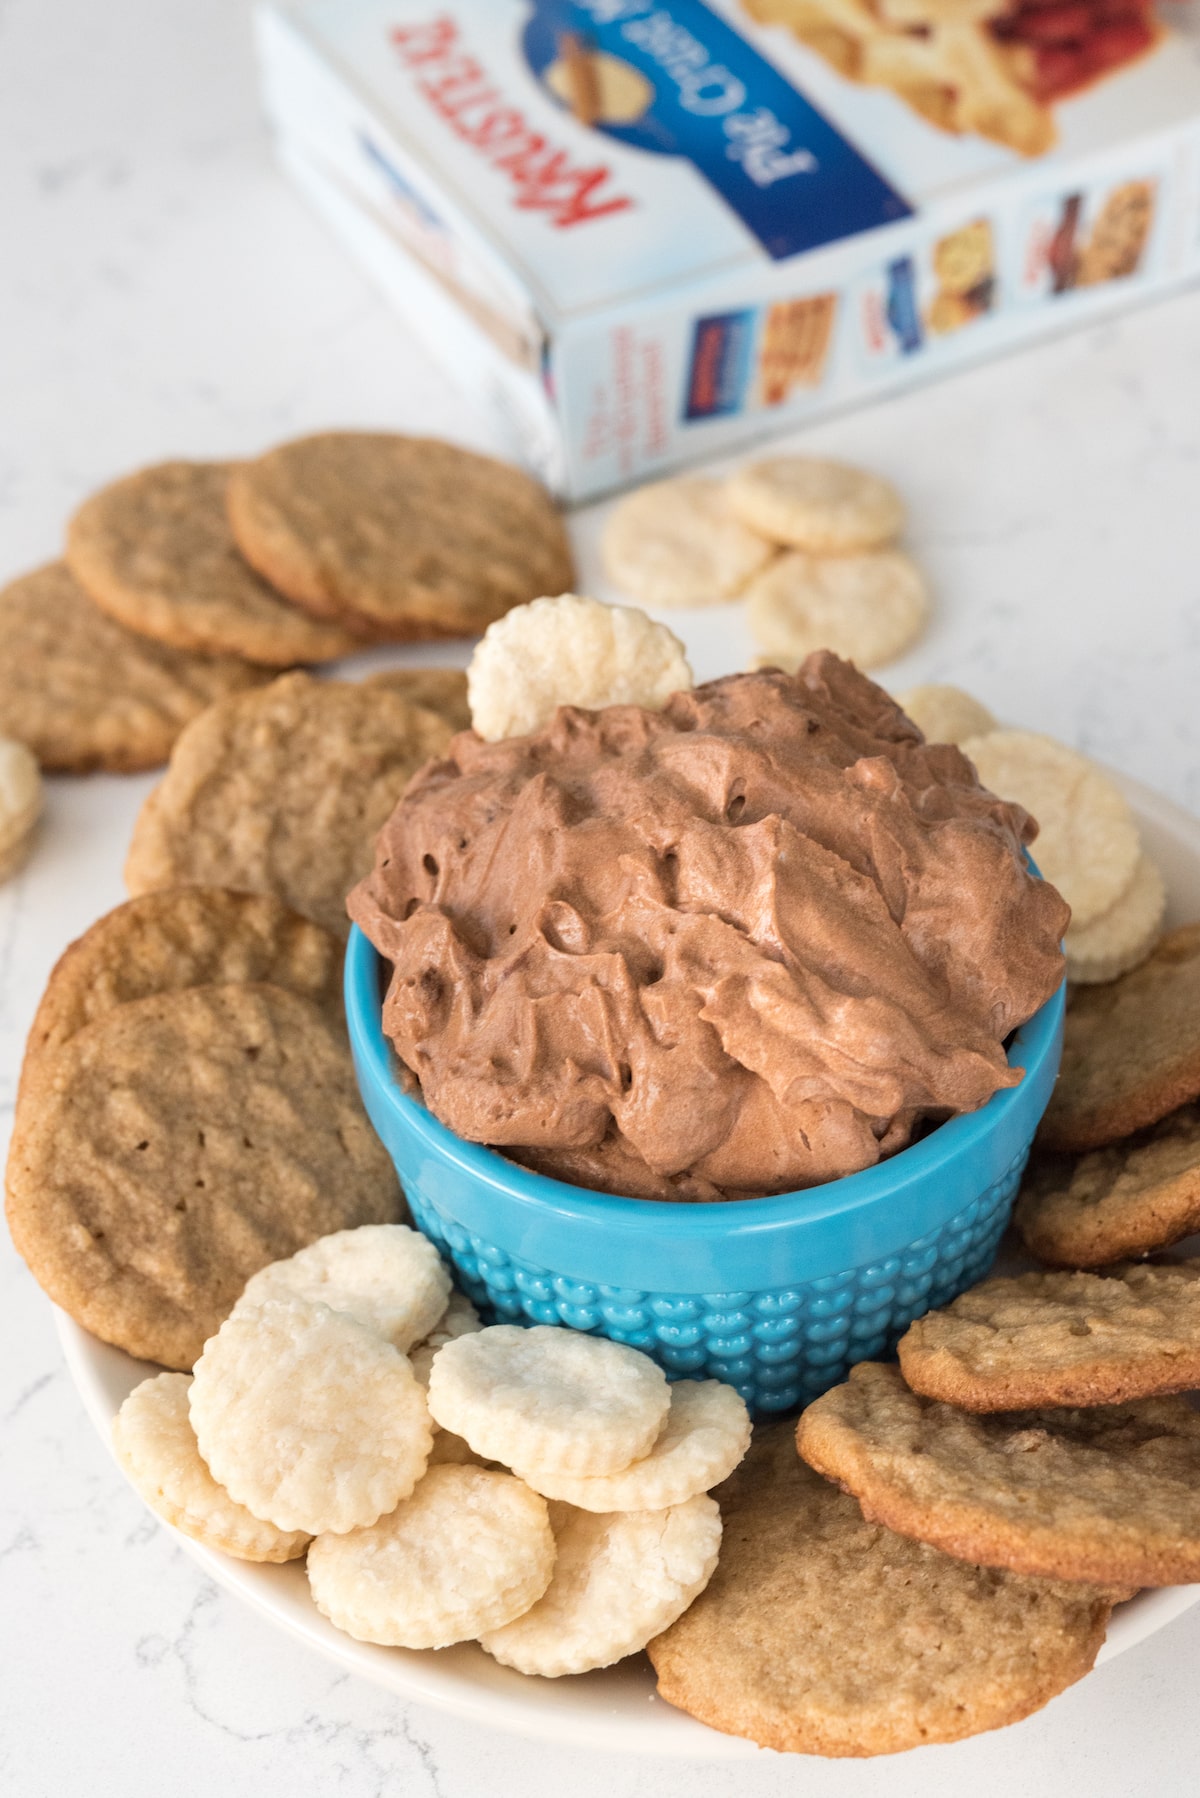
[344,922,1065,1250]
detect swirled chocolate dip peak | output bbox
[349,656,1069,1201]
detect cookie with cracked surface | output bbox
[1039,924,1200,1152]
[961,730,1140,931]
[0,562,266,773]
[797,1360,1200,1587]
[1016,1104,1200,1266]
[20,888,344,1092]
[727,456,905,553]
[66,461,364,666]
[227,433,575,640]
[648,1422,1112,1757]
[4,983,402,1369]
[745,547,928,671]
[124,672,453,936]
[898,1263,1200,1409]
[601,476,775,608]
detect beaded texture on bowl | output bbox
[403,1155,1025,1414]
[346,924,1059,1420]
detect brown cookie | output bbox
[0,563,267,773]
[648,1422,1112,1758]
[20,889,344,1091]
[1016,1104,1200,1266]
[124,673,453,937]
[898,1263,1200,1409]
[226,433,575,640]
[1039,925,1200,1153]
[364,667,471,732]
[797,1361,1200,1587]
[4,983,402,1369]
[66,461,364,667]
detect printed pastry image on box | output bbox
[255,0,1200,497]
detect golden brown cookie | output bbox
[20,889,344,1088]
[363,667,471,732]
[0,737,42,883]
[5,983,402,1369]
[1016,1105,1200,1266]
[648,1422,1112,1757]
[797,1361,1200,1587]
[0,562,266,773]
[1039,925,1200,1153]
[65,462,365,667]
[897,1264,1200,1409]
[124,673,453,936]
[227,433,575,640]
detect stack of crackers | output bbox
[898,682,1166,985]
[0,431,572,775]
[602,452,930,671]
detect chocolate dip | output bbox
[349,656,1069,1200]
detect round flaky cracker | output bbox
[648,1423,1112,1758]
[124,672,453,937]
[227,433,574,639]
[744,549,928,671]
[5,984,402,1369]
[601,477,775,608]
[308,1464,555,1648]
[0,736,42,875]
[961,731,1140,929]
[0,562,266,774]
[113,1372,311,1563]
[515,1380,750,1512]
[363,667,471,733]
[727,456,905,553]
[797,1360,1200,1588]
[410,1291,484,1393]
[897,1263,1200,1409]
[66,461,363,667]
[20,889,344,1085]
[480,1494,721,1677]
[190,1294,432,1535]
[1065,854,1166,986]
[237,1224,450,1353]
[1016,1103,1200,1266]
[1038,924,1200,1152]
[466,593,692,742]
[896,682,997,746]
[427,1324,670,1477]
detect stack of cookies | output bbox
[1020,924,1200,1264]
[5,888,407,1368]
[0,432,572,775]
[652,1261,1200,1755]
[601,452,930,671]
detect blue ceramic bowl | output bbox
[346,925,1064,1415]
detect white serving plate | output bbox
[59,769,1200,1758]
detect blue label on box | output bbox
[685,309,756,416]
[522,0,912,260]
[885,255,923,354]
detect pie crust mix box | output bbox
[255,0,1200,498]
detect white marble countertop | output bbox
[5,2,1200,1793]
